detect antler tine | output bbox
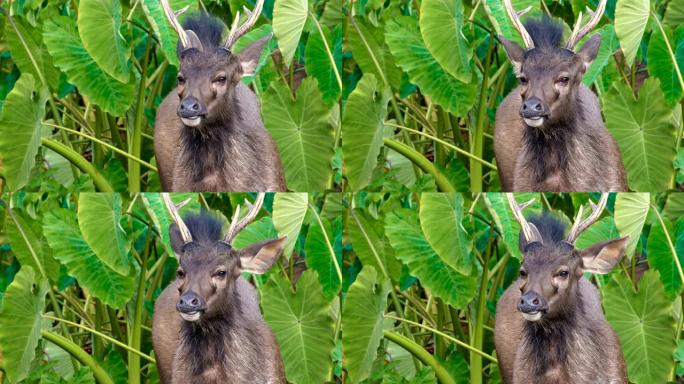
[160,0,190,48]
[565,0,606,50]
[566,193,608,243]
[503,0,535,49]
[224,193,265,243]
[224,0,264,50]
[506,193,537,242]
[162,194,193,244]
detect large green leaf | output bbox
[305,24,342,105]
[0,74,48,191]
[0,266,48,383]
[77,193,131,276]
[5,17,61,88]
[272,193,308,259]
[348,209,403,283]
[575,217,620,250]
[419,193,473,275]
[583,25,620,86]
[664,0,684,28]
[614,192,650,257]
[664,192,684,221]
[614,0,650,66]
[261,271,334,384]
[6,209,60,282]
[261,78,333,191]
[602,79,676,191]
[385,16,477,116]
[647,25,684,106]
[419,0,472,83]
[348,19,402,90]
[232,217,279,250]
[385,208,477,308]
[140,0,180,68]
[647,217,684,300]
[43,208,135,309]
[342,74,390,191]
[603,271,676,384]
[305,216,342,300]
[43,17,135,116]
[272,0,307,66]
[77,0,130,83]
[342,266,391,384]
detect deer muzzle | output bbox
[520,96,549,128]
[178,96,207,127]
[518,291,548,322]
[176,291,207,322]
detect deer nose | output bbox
[520,97,546,118]
[178,97,205,118]
[518,291,547,314]
[176,291,206,313]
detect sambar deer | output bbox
[152,193,287,384]
[494,0,627,192]
[495,193,628,383]
[155,0,286,192]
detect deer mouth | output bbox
[523,116,545,128]
[521,310,544,322]
[181,116,202,127]
[180,310,202,322]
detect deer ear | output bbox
[239,236,287,274]
[499,36,524,76]
[169,223,186,256]
[237,34,272,78]
[580,236,629,274]
[576,34,601,71]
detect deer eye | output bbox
[556,76,570,85]
[519,269,528,278]
[214,270,227,278]
[177,75,185,85]
[214,76,227,84]
[176,270,185,279]
[558,270,569,279]
[518,76,528,85]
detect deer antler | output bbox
[565,0,606,50]
[224,193,265,244]
[506,193,542,244]
[503,0,534,49]
[160,0,192,49]
[162,193,193,244]
[223,0,264,51]
[565,193,608,244]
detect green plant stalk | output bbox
[129,230,151,384]
[383,331,455,384]
[41,138,114,192]
[93,110,104,166]
[471,236,493,384]
[129,35,152,192]
[435,106,445,167]
[435,299,446,359]
[471,38,494,192]
[44,123,158,171]
[41,331,114,384]
[385,122,498,170]
[94,299,104,359]
[107,306,126,345]
[383,138,455,191]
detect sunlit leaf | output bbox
[420,0,472,82]
[272,0,307,66]
[348,209,403,283]
[614,0,650,66]
[5,16,61,87]
[614,192,650,258]
[272,192,308,259]
[6,209,60,282]
[348,19,402,90]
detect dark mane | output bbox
[182,212,223,244]
[519,213,567,246]
[182,12,225,48]
[524,16,564,51]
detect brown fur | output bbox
[494,215,628,383]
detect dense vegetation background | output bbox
[0,0,681,192]
[0,192,682,383]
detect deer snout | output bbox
[176,291,206,315]
[520,96,548,119]
[178,96,206,119]
[518,291,547,316]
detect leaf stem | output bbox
[383,139,455,191]
[383,330,455,384]
[129,33,152,192]
[41,331,115,384]
[41,138,114,192]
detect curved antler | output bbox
[503,0,534,49]
[565,193,608,244]
[224,193,265,244]
[224,0,264,50]
[162,193,193,244]
[160,0,192,49]
[506,193,542,244]
[565,0,606,50]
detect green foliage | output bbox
[615,0,651,66]
[272,0,308,66]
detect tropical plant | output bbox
[0,0,680,193]
[0,191,681,383]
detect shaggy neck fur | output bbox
[179,90,242,183]
[521,94,582,184]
